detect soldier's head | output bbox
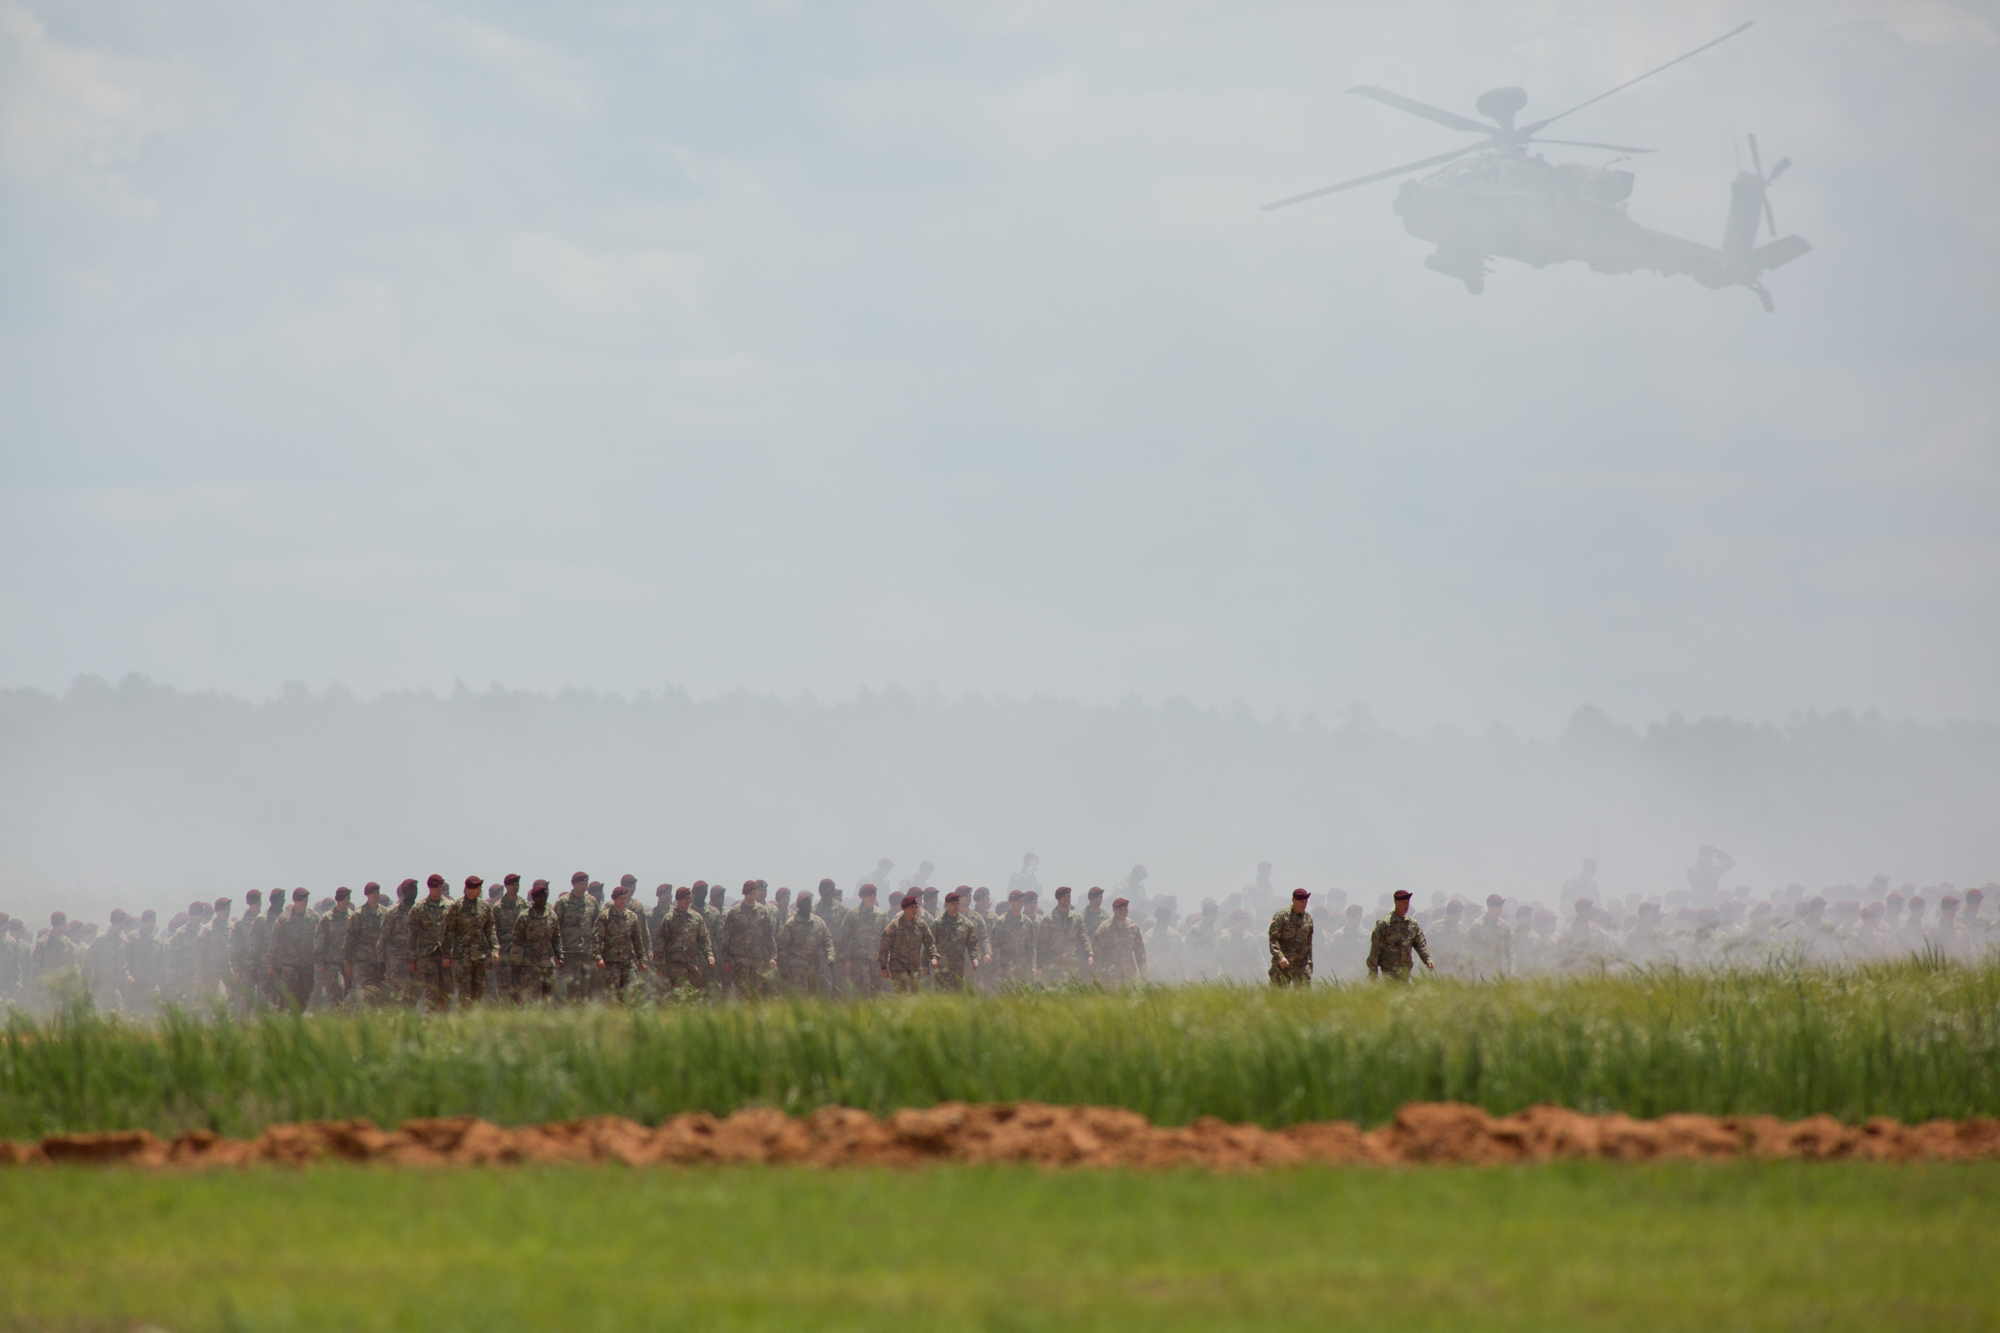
[675,886,693,907]
[775,888,792,913]
[335,886,352,906]
[290,887,309,912]
[588,881,604,903]
[900,894,920,919]
[921,886,938,908]
[213,897,232,917]
[1291,888,1310,914]
[1022,852,1038,869]
[244,889,261,911]
[710,885,725,910]
[463,876,484,901]
[425,874,448,901]
[504,874,521,897]
[1391,889,1412,918]
[1941,895,1960,918]
[1573,898,1592,919]
[611,885,630,908]
[1023,890,1040,916]
[943,891,962,917]
[1445,900,1463,921]
[795,893,812,917]
[1204,898,1221,919]
[1969,887,1987,916]
[818,878,837,901]
[529,881,550,907]
[1006,889,1023,916]
[7,919,26,939]
[398,879,419,905]
[655,885,672,904]
[1483,893,1503,920]
[1346,904,1363,921]
[742,884,758,902]
[619,874,638,896]
[570,872,589,898]
[1111,897,1129,919]
[973,887,990,907]
[859,884,878,907]
[268,893,283,917]
[139,909,157,936]
[1086,887,1103,904]
[1054,886,1072,906]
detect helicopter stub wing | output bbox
[1753,235,1811,272]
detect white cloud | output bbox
[508,232,704,319]
[0,1,173,211]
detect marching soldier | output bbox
[493,875,527,1000]
[836,884,888,999]
[1268,888,1314,987]
[593,883,647,1000]
[655,885,715,997]
[314,887,355,1006]
[988,889,1037,986]
[265,888,320,1009]
[554,872,599,1002]
[1094,897,1148,984]
[407,875,454,1011]
[878,893,938,994]
[379,880,420,1006]
[931,890,986,992]
[344,883,390,1003]
[445,876,500,1004]
[776,892,835,995]
[722,882,779,1000]
[507,881,564,1004]
[1367,889,1434,982]
[1039,886,1092,983]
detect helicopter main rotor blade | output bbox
[1530,138,1654,153]
[1525,21,1755,134]
[1763,195,1777,237]
[1767,157,1790,182]
[1349,86,1494,135]
[1747,132,1766,179]
[1260,144,1488,211]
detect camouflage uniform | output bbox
[931,910,985,992]
[835,902,887,999]
[406,895,453,1010]
[1037,906,1091,982]
[1094,917,1148,984]
[344,900,390,1002]
[553,891,600,1002]
[84,927,126,1011]
[164,915,203,1003]
[1366,915,1432,981]
[776,903,835,995]
[379,897,418,1005]
[655,905,714,996]
[593,903,647,1000]
[1267,907,1314,986]
[987,910,1037,986]
[722,897,779,1000]
[507,903,564,1002]
[1461,914,1515,979]
[124,925,165,1010]
[266,906,321,1009]
[314,902,355,1006]
[1181,909,1223,980]
[493,888,527,1000]
[445,896,500,1003]
[197,914,234,1005]
[877,914,938,994]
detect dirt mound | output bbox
[6,1103,1998,1170]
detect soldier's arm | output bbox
[483,909,499,956]
[1366,924,1383,976]
[1134,928,1148,980]
[877,923,892,975]
[1268,917,1285,960]
[1412,924,1434,968]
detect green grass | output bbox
[1,1161,1994,1331]
[4,960,1998,1139]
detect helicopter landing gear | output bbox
[1751,281,1774,313]
[1424,248,1490,294]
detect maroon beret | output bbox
[1112,897,1129,909]
[427,874,447,888]
[1393,889,1412,900]
[292,887,310,900]
[1292,889,1310,900]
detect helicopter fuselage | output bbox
[1392,150,1805,307]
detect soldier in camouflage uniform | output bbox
[1094,897,1148,984]
[814,880,846,990]
[445,876,500,1004]
[554,872,599,1002]
[315,887,355,1007]
[264,888,319,1009]
[165,901,207,1004]
[722,882,779,1000]
[197,898,235,1007]
[407,875,454,1011]
[258,892,285,1005]
[378,880,419,1005]
[1038,886,1092,983]
[931,890,986,992]
[593,884,648,1001]
[878,894,938,994]
[836,884,887,999]
[1268,888,1315,987]
[655,885,715,997]
[344,883,390,1003]
[776,893,835,995]
[493,875,527,1001]
[507,882,564,1003]
[1461,893,1515,979]
[1182,899,1223,980]
[83,911,128,1011]
[124,911,164,1011]
[1082,887,1108,981]
[988,889,1037,987]
[1367,889,1434,982]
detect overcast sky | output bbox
[3,0,1996,734]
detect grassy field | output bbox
[0,1160,1993,1331]
[4,959,1997,1138]
[3,956,2000,1128]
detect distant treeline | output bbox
[2,675,1996,919]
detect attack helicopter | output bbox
[1263,22,1811,311]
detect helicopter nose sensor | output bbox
[1474,86,1529,130]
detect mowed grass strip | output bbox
[1,1162,1995,1332]
[4,959,1998,1138]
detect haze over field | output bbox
[2,2,1997,914]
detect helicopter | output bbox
[1263,21,1811,311]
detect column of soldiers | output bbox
[6,866,1998,1012]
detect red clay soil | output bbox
[5,1102,1998,1171]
